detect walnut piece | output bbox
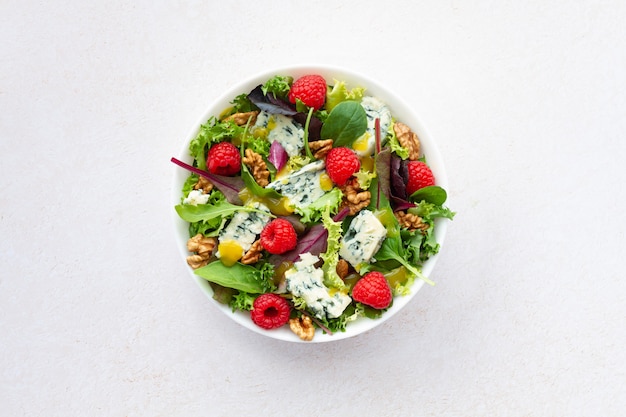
[241,240,263,265]
[289,316,315,341]
[395,211,429,232]
[339,178,371,215]
[393,122,421,161]
[308,139,333,159]
[186,234,217,269]
[336,259,349,279]
[223,111,259,126]
[243,148,270,187]
[194,176,214,193]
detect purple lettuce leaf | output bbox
[268,223,327,266]
[268,141,288,172]
[171,157,244,205]
[248,85,296,116]
[389,155,415,211]
[247,85,322,142]
[292,113,322,143]
[268,208,350,267]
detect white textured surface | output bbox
[1,1,625,415]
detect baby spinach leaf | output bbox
[409,186,447,206]
[194,261,272,294]
[320,101,367,147]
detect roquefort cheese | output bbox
[285,253,352,319]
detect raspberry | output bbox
[288,74,327,110]
[260,218,298,255]
[406,161,435,195]
[207,141,241,176]
[325,147,361,186]
[251,293,291,329]
[351,271,392,309]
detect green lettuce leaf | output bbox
[326,80,365,112]
[229,291,256,312]
[262,75,293,98]
[296,187,343,224]
[189,117,244,170]
[387,122,409,160]
[319,207,347,290]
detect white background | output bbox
[1,1,625,416]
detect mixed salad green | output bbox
[172,74,454,340]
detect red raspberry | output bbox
[260,218,298,255]
[251,293,291,329]
[351,271,392,309]
[406,161,435,195]
[325,147,361,186]
[288,74,327,110]
[207,141,241,176]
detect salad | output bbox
[172,73,454,341]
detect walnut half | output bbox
[223,111,259,126]
[186,234,217,269]
[240,240,263,265]
[243,148,270,187]
[308,139,333,159]
[339,178,371,215]
[393,122,421,161]
[395,211,429,232]
[289,316,315,341]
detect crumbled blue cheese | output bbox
[216,202,270,256]
[353,96,393,157]
[266,160,326,211]
[254,111,304,157]
[285,253,352,319]
[339,209,387,270]
[183,189,210,206]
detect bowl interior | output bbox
[172,64,448,342]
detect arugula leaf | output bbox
[194,261,275,294]
[374,233,435,286]
[320,101,368,147]
[175,199,267,223]
[240,162,283,200]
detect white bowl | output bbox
[171,64,449,343]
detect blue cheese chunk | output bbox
[183,189,210,206]
[266,160,326,210]
[353,96,393,157]
[217,202,270,256]
[339,209,387,270]
[254,111,304,157]
[285,253,352,319]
